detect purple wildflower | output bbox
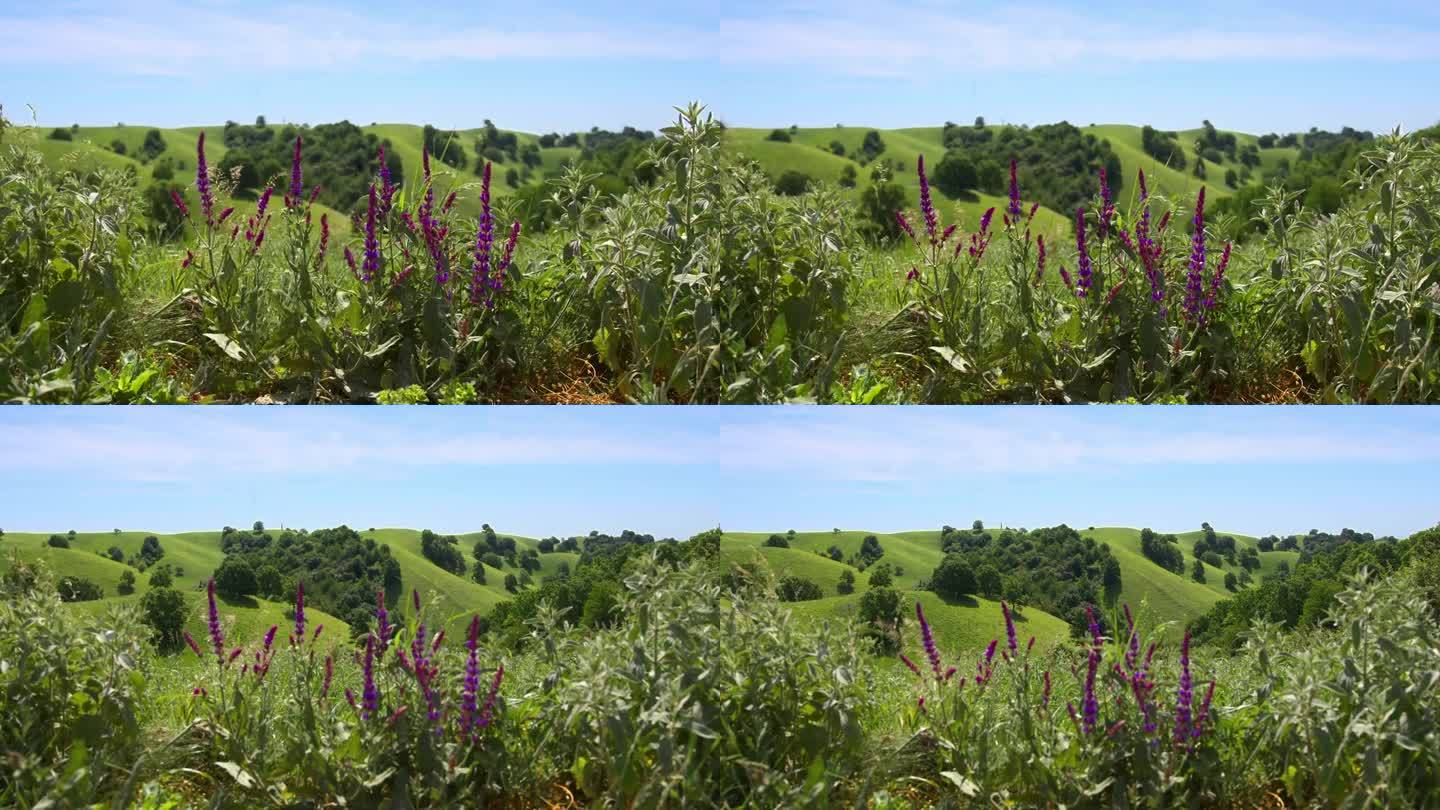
[195,132,214,224]
[321,655,334,699]
[183,630,201,658]
[1002,601,1018,656]
[460,616,482,739]
[343,247,358,279]
[1174,631,1194,746]
[1098,168,1115,240]
[478,664,504,728]
[1194,680,1216,740]
[206,578,225,665]
[1184,189,1208,323]
[917,155,938,243]
[917,602,943,681]
[255,186,273,222]
[1124,605,1139,671]
[375,591,392,657]
[292,581,305,643]
[362,184,380,283]
[1042,670,1052,708]
[899,653,921,677]
[1082,649,1100,734]
[1007,158,1022,219]
[171,190,189,219]
[317,214,330,265]
[896,211,917,244]
[361,634,378,721]
[1207,242,1232,313]
[180,250,194,270]
[472,163,496,307]
[288,136,303,204]
[1034,235,1047,286]
[1074,208,1093,298]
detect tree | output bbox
[839,164,857,189]
[775,170,811,196]
[256,564,282,598]
[118,570,136,595]
[933,152,979,197]
[472,562,487,585]
[504,574,519,593]
[829,140,846,156]
[1223,571,1238,592]
[58,576,102,602]
[826,545,844,562]
[859,586,902,627]
[149,566,173,588]
[765,534,790,548]
[581,581,622,627]
[139,128,167,162]
[1191,558,1207,584]
[48,128,72,141]
[419,529,466,576]
[142,587,187,649]
[975,563,1002,598]
[766,129,792,142]
[837,569,856,595]
[1257,536,1276,552]
[868,565,893,588]
[214,557,258,598]
[777,576,823,602]
[931,554,978,600]
[1102,557,1123,603]
[1304,177,1344,215]
[106,546,125,562]
[1224,168,1239,188]
[859,130,886,162]
[47,534,69,548]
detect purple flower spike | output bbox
[917,602,943,681]
[171,189,189,219]
[375,590,392,657]
[917,155,938,243]
[1184,189,1208,323]
[362,184,380,284]
[206,578,225,665]
[896,211,917,243]
[1174,631,1194,747]
[478,664,504,728]
[288,136,303,204]
[1082,649,1100,734]
[899,652,921,677]
[1007,158,1022,218]
[293,581,305,644]
[460,616,482,740]
[1074,209,1093,298]
[471,163,496,307]
[361,634,378,721]
[1034,235,1047,286]
[1098,168,1114,239]
[1002,601,1018,655]
[321,655,334,699]
[196,132,214,225]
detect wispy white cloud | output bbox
[3,1,1436,79]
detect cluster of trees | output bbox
[215,119,403,212]
[1191,527,1414,648]
[420,529,466,575]
[1215,126,1377,225]
[210,524,402,637]
[934,524,1121,635]
[1139,528,1185,573]
[481,528,715,647]
[1140,126,1188,169]
[422,125,468,169]
[765,531,795,548]
[851,535,885,570]
[57,575,102,602]
[937,121,1123,214]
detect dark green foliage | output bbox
[858,586,903,654]
[777,575,823,602]
[859,130,886,163]
[766,129,791,143]
[931,554,977,600]
[214,525,401,629]
[57,576,102,602]
[1258,536,1277,552]
[764,534,789,548]
[503,574,519,593]
[106,546,124,562]
[826,545,844,562]
[214,557,258,597]
[829,140,846,156]
[148,565,173,588]
[46,535,68,549]
[218,120,401,210]
[1139,528,1185,573]
[136,535,164,567]
[939,120,1123,213]
[47,128,72,142]
[141,586,187,650]
[110,140,126,156]
[1224,571,1238,592]
[774,170,811,196]
[868,564,893,589]
[837,569,855,594]
[117,570,135,595]
[419,529,466,576]
[422,124,468,170]
[933,152,978,197]
[975,563,1001,598]
[580,580,621,626]
[857,180,907,243]
[1191,528,1405,647]
[1191,558,1207,583]
[1140,126,1187,169]
[855,535,885,569]
[839,164,857,188]
[138,128,167,161]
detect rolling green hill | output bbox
[3,522,1309,669]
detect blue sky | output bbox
[1,1,1437,134]
[1,407,1436,540]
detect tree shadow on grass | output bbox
[218,593,259,609]
[931,593,980,609]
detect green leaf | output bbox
[939,771,979,797]
[931,346,970,373]
[202,333,248,362]
[215,761,256,789]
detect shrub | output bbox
[47,128,72,141]
[47,535,69,548]
[214,557,258,597]
[764,534,789,548]
[57,576,102,602]
[766,129,791,142]
[117,570,136,595]
[419,529,467,575]
[140,586,186,649]
[931,554,977,600]
[774,170,811,196]
[776,575,823,602]
[868,565,893,588]
[838,569,855,594]
[148,565,173,588]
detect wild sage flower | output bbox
[1042,670,1052,708]
[1074,208,1093,298]
[293,581,305,645]
[478,664,504,727]
[471,163,496,305]
[207,578,226,665]
[899,652,922,677]
[1174,631,1194,746]
[1098,168,1115,239]
[361,634,378,721]
[171,189,189,219]
[1206,242,1232,313]
[196,132,215,224]
[1034,235,1047,286]
[1193,680,1216,740]
[183,630,201,657]
[344,247,359,280]
[917,155,938,243]
[317,214,330,266]
[1002,601,1018,656]
[1184,189,1208,323]
[1007,158,1022,219]
[181,250,194,270]
[287,136,303,205]
[362,183,381,283]
[321,654,334,699]
[896,211,917,243]
[460,615,482,739]
[1081,650,1099,734]
[917,602,943,681]
[375,590,392,657]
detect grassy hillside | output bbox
[4,523,1304,667]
